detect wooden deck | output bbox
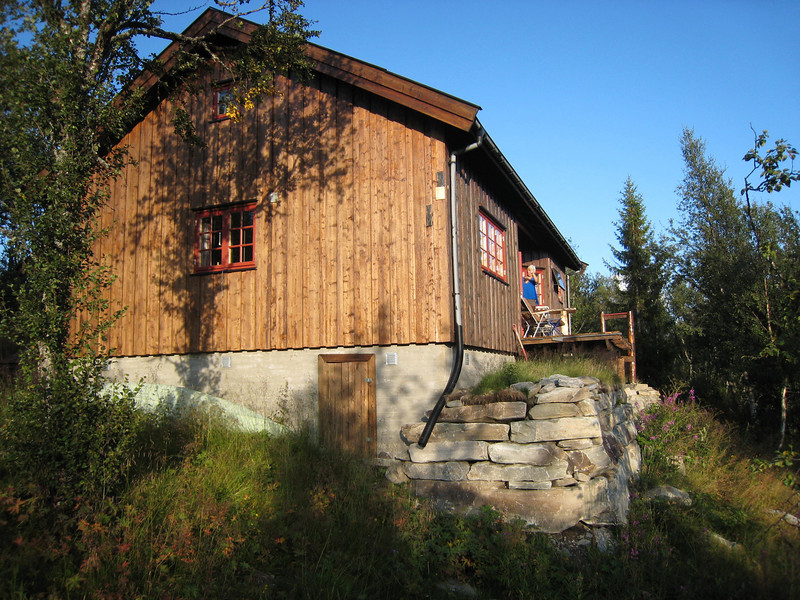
[522,331,630,350]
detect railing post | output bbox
[628,310,636,383]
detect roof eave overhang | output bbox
[305,44,479,132]
[469,120,583,271]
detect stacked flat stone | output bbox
[393,375,659,533]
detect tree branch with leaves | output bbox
[0,0,317,500]
[740,128,800,449]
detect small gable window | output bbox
[195,204,255,273]
[213,85,233,121]
[479,210,507,281]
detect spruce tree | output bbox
[608,177,672,387]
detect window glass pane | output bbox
[195,205,255,272]
[216,88,233,117]
[478,212,506,279]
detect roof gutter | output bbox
[417,125,485,448]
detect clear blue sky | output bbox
[151,0,800,274]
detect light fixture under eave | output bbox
[267,191,280,204]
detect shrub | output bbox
[2,363,144,502]
[636,388,731,483]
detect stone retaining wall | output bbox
[388,375,660,533]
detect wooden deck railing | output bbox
[600,311,636,382]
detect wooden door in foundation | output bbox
[318,354,376,457]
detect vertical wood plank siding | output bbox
[101,70,455,356]
[455,165,520,354]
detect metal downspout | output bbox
[418,129,484,448]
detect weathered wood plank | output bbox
[252,92,269,351]
[269,75,289,349]
[285,75,304,348]
[127,120,146,355]
[172,116,191,355]
[318,75,335,347]
[352,89,372,346]
[150,97,167,356]
[185,88,207,353]
[337,81,355,347]
[304,76,320,349]
[374,97,392,345]
[106,158,125,353]
[390,102,411,343]
[228,270,242,351]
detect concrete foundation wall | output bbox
[104,344,513,458]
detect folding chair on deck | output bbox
[520,298,560,337]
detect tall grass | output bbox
[1,374,799,598]
[631,390,800,599]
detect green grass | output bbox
[471,354,620,395]
[1,370,799,599]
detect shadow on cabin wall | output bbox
[114,68,351,400]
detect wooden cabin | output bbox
[97,9,582,458]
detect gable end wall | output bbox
[91,67,456,356]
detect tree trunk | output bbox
[778,381,788,450]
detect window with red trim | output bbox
[479,211,507,281]
[195,205,255,273]
[213,86,233,121]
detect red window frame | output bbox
[213,85,233,121]
[194,204,256,273]
[479,211,507,281]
